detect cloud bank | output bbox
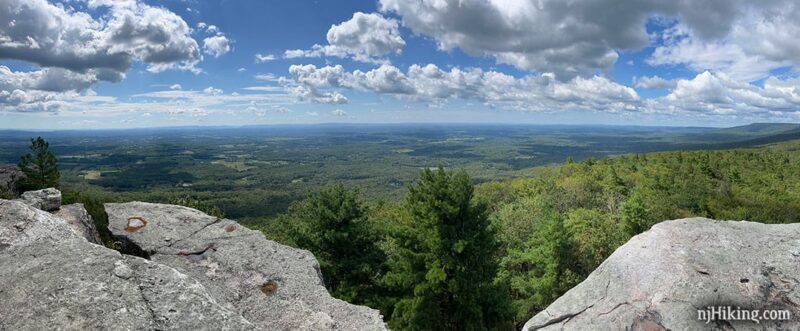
[379,0,800,81]
[285,64,800,120]
[0,0,231,112]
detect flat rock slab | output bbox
[0,199,252,331]
[106,202,387,331]
[523,218,800,331]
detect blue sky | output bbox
[1,0,799,129]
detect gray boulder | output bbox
[0,199,253,330]
[523,218,800,331]
[52,203,103,244]
[20,187,62,211]
[105,202,388,331]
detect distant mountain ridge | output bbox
[684,123,800,149]
[713,123,800,135]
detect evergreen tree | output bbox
[18,137,60,191]
[497,200,581,328]
[386,168,511,330]
[287,183,385,305]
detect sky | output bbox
[1,0,800,129]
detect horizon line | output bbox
[2,121,796,133]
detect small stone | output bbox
[113,260,134,280]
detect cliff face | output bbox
[523,218,800,331]
[0,189,386,331]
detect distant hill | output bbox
[712,122,800,136]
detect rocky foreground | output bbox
[4,188,800,330]
[0,189,386,330]
[524,218,800,331]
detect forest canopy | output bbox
[252,140,800,329]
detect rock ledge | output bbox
[523,217,800,330]
[105,202,387,331]
[0,190,386,330]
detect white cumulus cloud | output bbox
[203,35,231,58]
[0,0,202,75]
[202,86,224,96]
[284,12,405,64]
[0,0,207,111]
[634,76,677,90]
[255,53,276,63]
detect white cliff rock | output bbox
[523,218,800,331]
[105,202,388,331]
[0,198,252,330]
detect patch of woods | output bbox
[255,141,800,330]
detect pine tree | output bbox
[288,183,385,305]
[496,198,581,328]
[386,168,511,330]
[18,137,60,191]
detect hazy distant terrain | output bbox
[1,123,799,219]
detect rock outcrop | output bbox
[9,187,101,243]
[0,164,23,198]
[523,217,800,330]
[0,191,386,330]
[0,199,76,249]
[0,199,252,330]
[105,202,387,331]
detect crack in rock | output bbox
[527,304,594,331]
